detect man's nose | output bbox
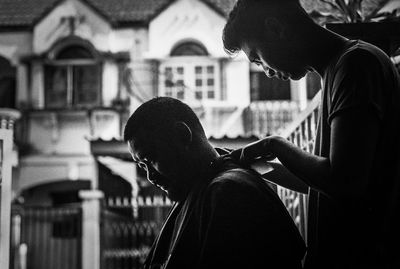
[146,165,163,185]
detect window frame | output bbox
[159,56,221,105]
[44,53,102,109]
[249,66,291,101]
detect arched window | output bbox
[45,43,100,108]
[161,41,219,102]
[170,42,208,56]
[56,45,94,60]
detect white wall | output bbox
[224,57,251,106]
[33,0,112,54]
[147,0,228,58]
[0,32,32,65]
[102,60,119,106]
[147,0,251,108]
[15,155,96,193]
[111,28,148,60]
[290,77,308,111]
[28,112,91,154]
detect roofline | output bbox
[199,0,228,18]
[146,0,228,25]
[146,0,177,23]
[0,0,230,31]
[0,25,32,32]
[32,0,113,28]
[78,0,114,24]
[31,0,65,27]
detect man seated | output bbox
[124,97,306,269]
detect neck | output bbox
[306,25,350,76]
[190,141,220,180]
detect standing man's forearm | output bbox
[269,136,332,194]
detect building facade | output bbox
[0,0,322,205]
[0,1,324,268]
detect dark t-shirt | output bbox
[305,40,400,269]
[144,157,306,269]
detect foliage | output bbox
[308,0,400,25]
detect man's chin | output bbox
[165,189,187,202]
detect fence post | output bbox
[0,109,20,269]
[79,190,104,269]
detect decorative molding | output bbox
[0,109,21,130]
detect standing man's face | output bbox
[127,135,190,202]
[241,37,310,81]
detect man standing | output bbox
[223,0,400,268]
[124,97,305,269]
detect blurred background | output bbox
[0,0,399,268]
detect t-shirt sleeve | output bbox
[328,49,385,125]
[196,171,305,269]
[197,177,268,268]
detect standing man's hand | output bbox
[230,136,278,164]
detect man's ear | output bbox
[174,121,192,149]
[264,17,286,40]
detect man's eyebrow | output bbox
[135,151,151,162]
[129,151,142,163]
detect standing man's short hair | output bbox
[223,0,309,55]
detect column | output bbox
[0,108,21,269]
[31,61,45,109]
[290,77,308,111]
[79,190,104,269]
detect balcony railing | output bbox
[276,91,321,240]
[243,101,300,137]
[0,108,21,130]
[20,108,125,155]
[101,195,173,269]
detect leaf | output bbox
[320,0,342,13]
[315,0,399,23]
[368,8,400,22]
[308,9,346,24]
[349,0,363,22]
[335,0,351,15]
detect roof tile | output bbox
[0,0,172,28]
[0,0,390,28]
[0,0,59,27]
[201,0,236,17]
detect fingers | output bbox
[263,152,276,161]
[229,138,277,164]
[240,140,265,162]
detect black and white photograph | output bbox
[0,0,399,268]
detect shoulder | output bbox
[335,41,392,74]
[202,167,276,207]
[209,168,261,193]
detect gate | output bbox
[101,196,172,269]
[11,205,82,269]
